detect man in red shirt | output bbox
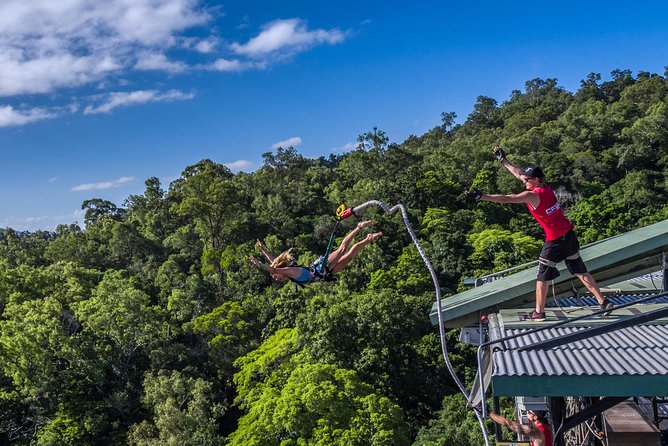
[490,410,553,446]
[466,147,613,321]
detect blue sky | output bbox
[2,0,668,231]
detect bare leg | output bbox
[535,280,549,313]
[329,232,382,274]
[575,272,605,304]
[326,220,373,265]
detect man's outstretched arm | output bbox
[489,412,537,437]
[479,190,540,208]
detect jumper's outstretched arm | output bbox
[256,239,275,262]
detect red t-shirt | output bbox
[526,185,573,241]
[532,421,553,446]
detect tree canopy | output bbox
[1,68,667,445]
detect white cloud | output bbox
[0,53,122,97]
[0,0,208,44]
[135,53,188,73]
[84,89,194,114]
[224,159,253,172]
[1,209,85,232]
[0,105,57,127]
[48,177,58,182]
[210,58,247,72]
[0,0,210,97]
[71,176,134,192]
[206,58,266,72]
[230,18,347,58]
[330,142,357,153]
[195,38,217,53]
[0,3,351,124]
[272,136,302,149]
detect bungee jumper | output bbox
[249,218,382,286]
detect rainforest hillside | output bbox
[1,69,667,445]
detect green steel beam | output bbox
[491,374,668,397]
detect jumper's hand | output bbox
[493,146,506,162]
[465,189,483,202]
[249,256,261,267]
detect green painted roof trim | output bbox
[430,219,668,328]
[492,374,668,397]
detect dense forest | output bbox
[1,68,667,445]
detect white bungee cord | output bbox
[345,200,491,446]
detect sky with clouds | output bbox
[2,0,668,231]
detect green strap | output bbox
[318,219,341,272]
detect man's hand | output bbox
[493,146,506,162]
[249,256,262,267]
[465,189,483,202]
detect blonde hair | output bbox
[271,248,295,268]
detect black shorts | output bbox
[536,229,588,281]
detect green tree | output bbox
[36,402,109,446]
[467,228,542,275]
[128,371,225,446]
[192,300,260,378]
[82,199,126,226]
[356,126,390,152]
[233,328,301,408]
[125,177,175,242]
[297,289,450,432]
[0,228,52,267]
[0,296,70,403]
[440,112,458,133]
[73,270,167,389]
[569,170,666,243]
[229,362,409,446]
[170,159,247,250]
[617,101,668,171]
[369,244,432,294]
[169,160,252,285]
[413,394,488,446]
[0,262,99,407]
[463,96,501,133]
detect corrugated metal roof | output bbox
[486,296,668,396]
[494,325,668,376]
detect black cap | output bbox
[522,166,544,179]
[528,410,548,419]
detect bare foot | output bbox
[357,220,373,230]
[366,231,383,242]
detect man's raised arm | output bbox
[494,146,526,184]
